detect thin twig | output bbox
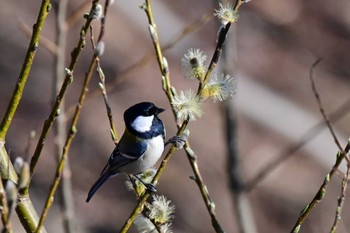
[245,98,350,192]
[91,1,119,144]
[309,58,344,153]
[96,63,119,144]
[184,146,225,233]
[290,141,350,232]
[0,0,51,140]
[25,0,100,195]
[234,0,246,11]
[330,161,350,232]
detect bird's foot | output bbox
[144,183,157,192]
[133,174,157,192]
[165,131,189,149]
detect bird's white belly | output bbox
[120,135,164,174]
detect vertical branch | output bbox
[225,101,257,233]
[0,0,51,140]
[52,0,77,232]
[220,4,257,232]
[142,0,174,102]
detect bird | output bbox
[86,102,166,202]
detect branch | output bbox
[290,142,350,232]
[199,22,231,93]
[329,161,350,232]
[245,98,350,192]
[309,58,344,153]
[0,0,51,140]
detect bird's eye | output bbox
[144,109,151,116]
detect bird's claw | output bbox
[165,131,189,149]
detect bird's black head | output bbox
[124,102,165,138]
[124,102,164,122]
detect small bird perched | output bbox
[86,102,166,202]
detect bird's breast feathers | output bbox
[139,135,164,167]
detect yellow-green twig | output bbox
[0,0,51,140]
[0,0,52,227]
[290,141,350,233]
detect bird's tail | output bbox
[86,173,109,202]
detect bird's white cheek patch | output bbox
[131,115,154,133]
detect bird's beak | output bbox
[156,107,165,114]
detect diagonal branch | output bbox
[290,141,350,233]
[0,0,51,140]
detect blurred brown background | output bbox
[1,0,350,232]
